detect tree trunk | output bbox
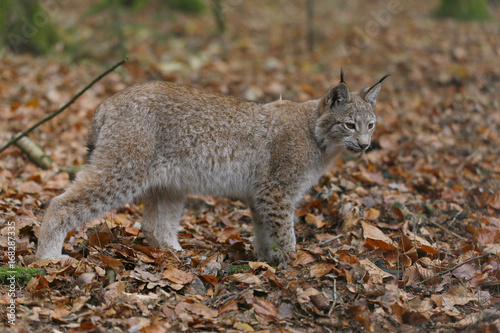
[0,0,59,54]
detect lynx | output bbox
[36,70,389,263]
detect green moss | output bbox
[229,264,250,274]
[0,266,46,287]
[0,0,59,54]
[168,0,206,14]
[434,0,491,21]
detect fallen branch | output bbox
[417,253,490,285]
[428,218,467,241]
[0,57,128,154]
[15,136,53,169]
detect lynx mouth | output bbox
[346,146,363,153]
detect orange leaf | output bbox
[246,297,278,321]
[50,304,71,322]
[229,273,262,285]
[18,181,42,194]
[364,208,380,220]
[175,302,218,319]
[478,227,500,246]
[200,274,218,286]
[362,221,397,250]
[310,263,335,278]
[305,213,326,228]
[99,255,125,273]
[486,192,500,210]
[161,268,194,285]
[292,251,316,266]
[249,261,276,273]
[219,299,238,316]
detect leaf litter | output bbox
[0,1,499,332]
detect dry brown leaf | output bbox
[310,262,335,278]
[229,273,262,285]
[200,274,218,286]
[18,181,42,194]
[348,305,374,332]
[362,220,397,250]
[441,285,477,306]
[342,206,361,232]
[403,265,421,286]
[292,251,316,266]
[141,325,168,333]
[478,227,500,246]
[175,302,218,319]
[248,261,276,274]
[50,304,71,322]
[246,297,278,321]
[486,192,500,210]
[305,213,326,228]
[359,259,393,283]
[364,208,380,220]
[99,254,125,273]
[297,287,322,305]
[233,322,255,332]
[161,268,194,285]
[219,299,238,316]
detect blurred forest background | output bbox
[1,0,499,332]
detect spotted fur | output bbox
[36,73,388,263]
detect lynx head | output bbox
[315,69,390,157]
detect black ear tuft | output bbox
[361,74,391,107]
[325,83,350,109]
[367,74,390,92]
[340,67,345,84]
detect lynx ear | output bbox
[360,74,391,107]
[325,83,350,109]
[325,69,349,109]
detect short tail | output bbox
[86,103,107,163]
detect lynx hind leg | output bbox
[36,166,144,260]
[250,197,297,263]
[141,189,185,251]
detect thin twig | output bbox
[428,219,467,241]
[417,253,490,285]
[208,286,254,306]
[327,278,337,317]
[0,57,128,154]
[319,234,343,246]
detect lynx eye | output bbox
[345,122,356,130]
[368,123,375,130]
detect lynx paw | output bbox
[36,253,71,261]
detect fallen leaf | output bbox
[246,297,278,321]
[292,251,316,266]
[310,263,336,278]
[161,268,194,285]
[99,254,125,273]
[305,213,326,228]
[18,181,42,194]
[229,273,262,285]
[50,304,71,322]
[248,261,276,274]
[364,208,380,220]
[362,221,397,250]
[175,302,218,319]
[486,192,500,210]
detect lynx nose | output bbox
[358,142,369,150]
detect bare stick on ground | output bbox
[417,253,491,285]
[0,57,128,154]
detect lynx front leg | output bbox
[250,195,296,263]
[142,189,185,251]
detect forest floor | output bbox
[1,0,499,332]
